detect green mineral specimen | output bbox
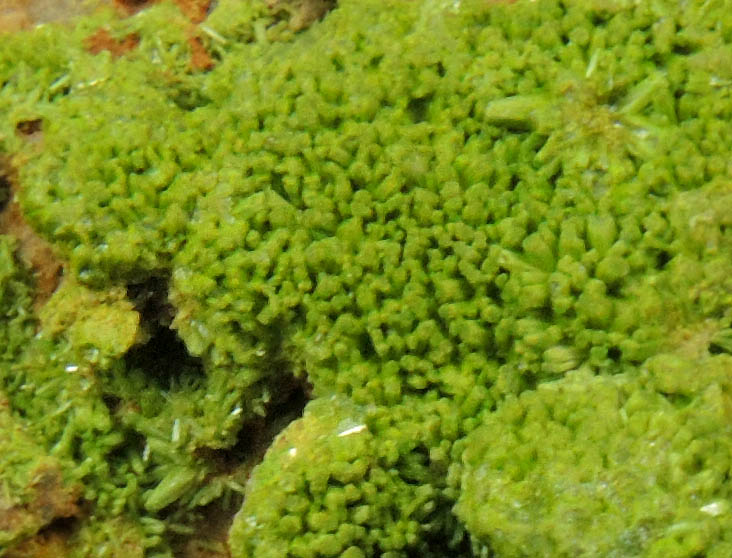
[0,0,731,556]
[0,394,79,553]
[457,366,732,558]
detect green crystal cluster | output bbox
[1,0,732,556]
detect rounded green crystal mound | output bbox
[165,0,732,414]
[229,395,467,558]
[457,365,732,558]
[12,0,732,412]
[14,4,209,284]
[230,396,376,558]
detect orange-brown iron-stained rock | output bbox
[175,0,211,23]
[0,0,31,32]
[0,161,63,308]
[0,466,80,553]
[25,468,80,525]
[0,11,30,33]
[113,0,156,16]
[85,29,141,57]
[4,527,71,558]
[188,33,215,71]
[108,0,214,69]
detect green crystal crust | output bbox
[457,366,732,558]
[1,0,732,556]
[232,395,465,558]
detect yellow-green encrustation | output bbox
[1,0,732,556]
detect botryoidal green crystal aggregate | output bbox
[1,0,732,556]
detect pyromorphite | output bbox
[39,279,141,360]
[0,394,79,551]
[0,0,731,556]
[457,365,732,558]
